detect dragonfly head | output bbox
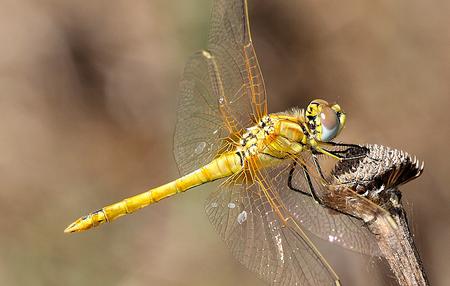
[305,99,346,142]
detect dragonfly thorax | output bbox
[239,115,276,158]
[236,101,346,163]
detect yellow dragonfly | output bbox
[65,0,383,285]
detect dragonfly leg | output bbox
[300,164,328,205]
[319,142,370,161]
[312,154,329,184]
[287,160,325,204]
[313,146,344,160]
[287,161,310,197]
[323,141,361,148]
[288,161,363,220]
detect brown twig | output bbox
[328,144,429,286]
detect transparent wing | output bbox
[207,0,267,126]
[174,52,231,174]
[205,181,339,286]
[275,155,381,256]
[174,0,267,175]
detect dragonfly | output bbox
[65,0,385,285]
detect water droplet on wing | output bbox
[194,142,207,154]
[237,210,248,224]
[227,202,236,209]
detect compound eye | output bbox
[319,106,340,142]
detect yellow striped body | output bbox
[64,152,243,233]
[65,112,311,233]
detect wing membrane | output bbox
[208,0,267,126]
[205,180,339,286]
[174,0,268,175]
[174,52,232,174]
[278,155,381,256]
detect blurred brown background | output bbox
[0,0,448,285]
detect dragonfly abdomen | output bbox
[175,152,243,190]
[64,152,243,233]
[105,152,243,217]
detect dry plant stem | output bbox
[367,206,429,286]
[329,144,428,286]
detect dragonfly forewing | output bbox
[207,0,267,129]
[175,0,267,174]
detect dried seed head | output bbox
[329,144,429,286]
[331,144,424,208]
